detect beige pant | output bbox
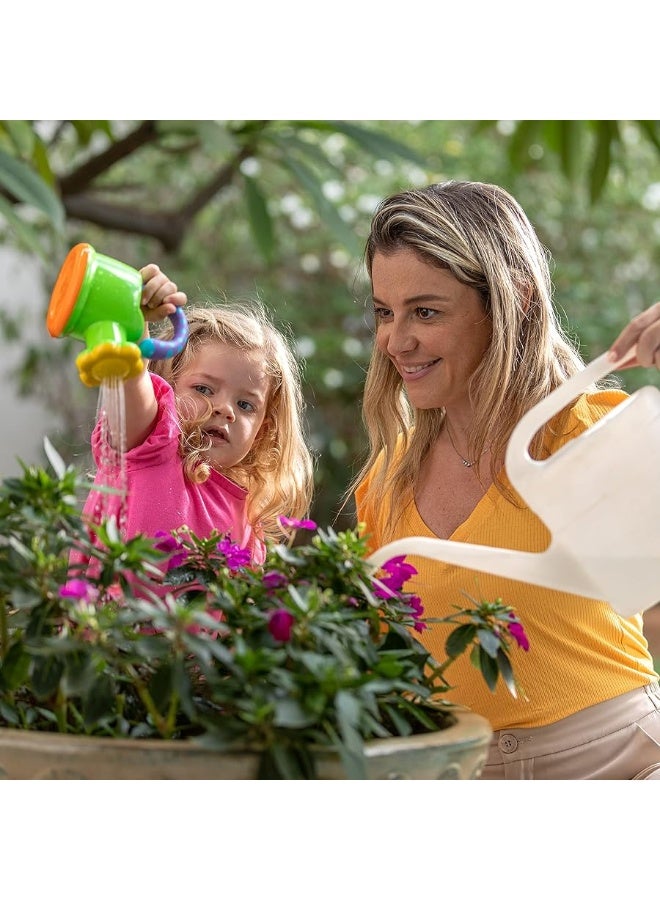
[480,682,660,780]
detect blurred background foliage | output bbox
[0,119,659,525]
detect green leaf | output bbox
[243,173,275,263]
[0,194,50,261]
[278,154,362,256]
[0,148,65,230]
[557,120,581,182]
[0,641,30,690]
[589,121,618,203]
[445,623,476,658]
[43,436,67,479]
[477,646,499,692]
[496,649,517,699]
[476,627,501,659]
[82,673,116,727]
[1,120,35,157]
[30,654,65,700]
[320,120,428,167]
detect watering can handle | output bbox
[505,343,638,484]
[138,307,189,360]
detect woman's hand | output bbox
[608,302,660,370]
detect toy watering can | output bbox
[46,243,188,387]
[368,347,660,618]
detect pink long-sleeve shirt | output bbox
[77,373,265,568]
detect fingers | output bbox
[608,302,660,370]
[139,263,188,320]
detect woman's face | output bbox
[370,249,492,412]
[175,341,271,470]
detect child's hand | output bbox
[140,264,188,322]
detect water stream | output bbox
[95,375,129,535]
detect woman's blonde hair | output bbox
[349,180,589,540]
[150,302,314,542]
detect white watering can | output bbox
[368,347,660,618]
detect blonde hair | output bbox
[349,181,589,540]
[149,302,314,542]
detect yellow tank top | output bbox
[355,390,658,729]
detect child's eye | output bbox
[194,385,212,397]
[237,399,256,413]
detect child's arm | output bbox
[122,264,188,451]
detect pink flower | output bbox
[378,555,418,592]
[268,608,295,642]
[262,571,289,590]
[507,617,530,651]
[278,516,317,530]
[217,539,252,571]
[154,531,189,570]
[59,579,98,603]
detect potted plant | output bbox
[0,440,528,780]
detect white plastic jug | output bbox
[368,348,660,617]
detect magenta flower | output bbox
[154,531,189,570]
[378,555,418,592]
[268,608,295,642]
[262,571,289,590]
[59,579,98,603]
[217,538,252,571]
[507,616,530,651]
[278,516,317,530]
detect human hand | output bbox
[608,302,660,370]
[139,264,188,322]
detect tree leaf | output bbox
[0,148,65,230]
[243,173,275,262]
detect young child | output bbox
[78,264,314,568]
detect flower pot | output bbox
[0,709,491,780]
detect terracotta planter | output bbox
[0,709,491,780]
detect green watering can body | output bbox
[47,243,188,387]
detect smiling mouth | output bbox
[401,359,440,375]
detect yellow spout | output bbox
[76,343,144,388]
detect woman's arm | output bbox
[608,302,660,370]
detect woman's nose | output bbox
[380,317,416,355]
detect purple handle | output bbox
[138,306,189,360]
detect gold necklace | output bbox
[444,419,485,468]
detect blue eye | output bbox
[194,385,212,397]
[238,400,256,412]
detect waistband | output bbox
[488,681,660,761]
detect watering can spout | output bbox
[368,346,660,619]
[47,243,188,387]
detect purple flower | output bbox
[278,516,317,530]
[378,555,418,592]
[59,579,98,603]
[507,616,530,651]
[217,538,252,572]
[154,531,190,570]
[262,571,289,590]
[268,608,295,642]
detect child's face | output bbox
[175,341,271,470]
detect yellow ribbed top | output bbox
[355,390,658,729]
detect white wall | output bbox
[0,247,61,475]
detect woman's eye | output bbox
[417,307,436,320]
[373,306,391,321]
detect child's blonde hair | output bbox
[149,302,314,542]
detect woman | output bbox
[351,180,660,779]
